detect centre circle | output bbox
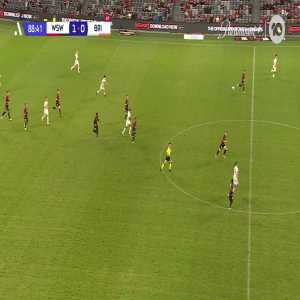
[161,120,300,216]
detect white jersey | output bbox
[233,165,239,185]
[100,77,106,89]
[125,110,132,127]
[44,100,48,110]
[74,52,79,64]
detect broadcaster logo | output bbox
[269,15,286,44]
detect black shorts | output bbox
[219,142,225,149]
[165,156,171,162]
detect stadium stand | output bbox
[180,0,252,24]
[0,0,299,24]
[0,0,84,15]
[260,0,300,24]
[84,0,174,21]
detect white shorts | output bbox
[100,84,105,91]
[125,119,131,127]
[233,176,239,186]
[43,109,49,116]
[272,65,277,72]
[74,60,79,66]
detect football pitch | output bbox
[1,21,300,300]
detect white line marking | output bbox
[160,119,300,216]
[247,46,256,300]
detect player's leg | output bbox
[160,160,166,170]
[223,146,228,158]
[122,125,127,136]
[228,195,233,208]
[77,62,80,74]
[129,125,132,136]
[58,106,62,117]
[7,109,11,120]
[168,159,172,171]
[131,133,136,143]
[46,113,49,125]
[96,85,101,95]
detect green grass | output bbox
[0,21,300,300]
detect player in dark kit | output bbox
[238,71,246,93]
[23,103,29,130]
[124,95,129,120]
[93,112,100,137]
[1,90,12,120]
[215,131,228,158]
[131,118,137,143]
[53,89,62,117]
[228,179,235,209]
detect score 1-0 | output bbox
[69,21,88,36]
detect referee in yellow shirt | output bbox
[161,143,172,172]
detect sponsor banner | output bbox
[62,17,93,22]
[3,11,32,19]
[47,22,69,35]
[135,22,184,32]
[234,36,270,41]
[135,22,149,30]
[288,26,300,33]
[184,34,204,40]
[208,25,264,35]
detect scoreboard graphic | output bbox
[22,21,112,36]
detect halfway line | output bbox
[247,46,256,300]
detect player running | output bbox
[53,88,62,117]
[41,96,50,125]
[215,131,228,158]
[124,95,129,120]
[232,162,239,192]
[237,71,246,93]
[96,75,107,96]
[130,118,137,143]
[23,103,29,131]
[70,50,80,73]
[228,179,235,209]
[93,112,100,137]
[271,54,278,78]
[160,143,172,172]
[1,90,12,120]
[122,108,132,136]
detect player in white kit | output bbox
[96,75,107,96]
[271,54,278,78]
[41,96,50,125]
[122,109,132,136]
[232,162,239,192]
[70,50,80,73]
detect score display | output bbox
[23,21,111,36]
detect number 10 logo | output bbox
[269,15,285,44]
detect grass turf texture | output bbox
[0,21,300,299]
